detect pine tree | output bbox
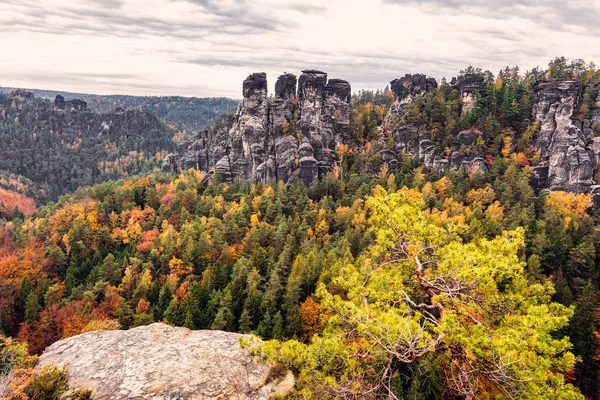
[256,311,272,340]
[183,307,196,330]
[114,297,133,329]
[19,276,33,321]
[570,281,600,397]
[272,311,284,340]
[154,285,172,322]
[238,309,252,333]
[163,298,180,326]
[24,292,40,323]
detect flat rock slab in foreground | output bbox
[38,323,293,399]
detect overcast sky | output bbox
[2,0,599,98]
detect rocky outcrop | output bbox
[55,95,87,111]
[452,74,485,113]
[390,74,438,105]
[382,73,600,195]
[37,323,294,400]
[382,74,487,175]
[531,81,598,194]
[164,70,352,186]
[165,68,600,201]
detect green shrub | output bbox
[25,364,68,400]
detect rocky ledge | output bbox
[37,323,294,400]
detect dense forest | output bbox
[0,87,239,133]
[2,58,600,399]
[0,91,176,203]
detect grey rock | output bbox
[275,73,297,99]
[54,94,89,112]
[215,156,233,182]
[299,156,318,186]
[453,74,485,113]
[243,72,268,98]
[380,149,399,170]
[164,69,350,187]
[322,78,352,150]
[54,94,65,109]
[298,69,327,101]
[298,70,327,137]
[37,323,294,400]
[274,135,299,182]
[161,153,179,173]
[470,157,488,174]
[418,140,437,168]
[324,79,352,103]
[456,130,478,146]
[591,185,600,208]
[433,157,449,171]
[390,74,437,104]
[298,141,314,158]
[271,74,298,138]
[533,80,595,193]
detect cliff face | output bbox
[531,81,598,194]
[163,70,352,186]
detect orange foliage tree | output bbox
[299,296,321,342]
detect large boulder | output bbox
[37,323,294,400]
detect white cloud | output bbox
[1,0,599,98]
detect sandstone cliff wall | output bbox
[163,70,352,187]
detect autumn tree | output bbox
[259,187,582,399]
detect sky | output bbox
[1,0,599,99]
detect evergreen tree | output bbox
[114,297,133,329]
[19,276,33,321]
[24,292,41,323]
[570,281,600,397]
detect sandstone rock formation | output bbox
[37,323,294,400]
[380,73,600,199]
[163,70,352,186]
[382,74,486,175]
[55,95,88,111]
[532,81,596,193]
[165,68,600,203]
[452,74,485,113]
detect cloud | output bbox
[0,0,599,97]
[383,0,600,32]
[0,0,285,39]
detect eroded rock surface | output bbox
[453,74,485,113]
[38,323,294,400]
[532,81,596,193]
[165,68,600,202]
[164,70,351,186]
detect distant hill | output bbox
[0,90,176,202]
[0,87,239,133]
